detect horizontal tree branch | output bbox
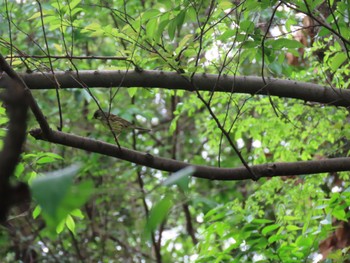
[1,70,349,107]
[30,128,350,181]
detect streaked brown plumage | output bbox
[93,110,150,135]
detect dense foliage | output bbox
[0,0,350,262]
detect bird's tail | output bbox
[134,127,151,132]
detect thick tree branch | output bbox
[30,128,350,181]
[0,55,30,222]
[3,70,349,107]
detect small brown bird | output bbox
[93,110,151,136]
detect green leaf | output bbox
[175,9,186,31]
[339,25,350,39]
[218,1,234,10]
[285,17,296,32]
[268,62,282,75]
[36,152,63,165]
[31,164,93,232]
[127,88,137,98]
[14,163,24,178]
[0,116,8,125]
[168,19,177,40]
[28,12,42,20]
[271,38,304,49]
[283,215,299,221]
[330,52,347,72]
[146,18,158,40]
[65,215,76,234]
[318,27,331,37]
[162,166,194,191]
[326,249,344,261]
[58,180,94,217]
[71,7,83,16]
[286,225,301,231]
[82,22,103,35]
[268,234,285,244]
[262,224,280,235]
[0,106,5,115]
[157,13,170,40]
[36,156,58,165]
[251,218,274,224]
[218,29,236,41]
[205,210,226,221]
[240,20,255,34]
[145,196,173,239]
[69,0,81,10]
[70,209,84,219]
[45,152,63,159]
[163,166,194,186]
[296,236,313,248]
[31,164,79,218]
[332,207,347,221]
[56,218,65,234]
[186,6,196,21]
[176,34,192,53]
[142,9,160,21]
[32,205,41,219]
[169,115,179,134]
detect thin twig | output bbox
[6,54,128,61]
[36,0,63,130]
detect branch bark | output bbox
[1,70,349,107]
[0,55,30,222]
[30,128,350,181]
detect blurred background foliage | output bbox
[0,0,350,262]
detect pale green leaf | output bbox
[142,9,160,21]
[66,215,76,234]
[56,218,65,234]
[70,209,84,219]
[330,52,347,72]
[127,88,138,98]
[332,207,347,221]
[28,12,42,20]
[162,166,194,191]
[32,205,41,219]
[286,225,301,231]
[69,0,81,10]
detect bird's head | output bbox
[93,110,104,120]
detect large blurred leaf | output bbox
[31,164,79,218]
[162,166,194,191]
[144,195,173,239]
[31,164,94,231]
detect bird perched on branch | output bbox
[93,109,151,136]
